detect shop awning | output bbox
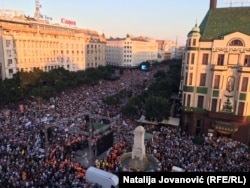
[212,121,238,134]
[137,115,179,126]
[136,115,158,125]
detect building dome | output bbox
[188,23,201,37]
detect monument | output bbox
[120,125,158,171]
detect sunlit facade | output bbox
[156,39,183,61]
[85,31,106,68]
[179,0,250,145]
[0,9,106,80]
[106,34,158,67]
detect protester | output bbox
[0,64,249,187]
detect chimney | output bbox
[210,0,217,10]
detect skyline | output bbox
[1,0,250,46]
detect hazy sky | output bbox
[1,0,248,46]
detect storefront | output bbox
[212,121,238,137]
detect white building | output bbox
[106,35,158,67]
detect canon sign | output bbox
[61,18,76,26]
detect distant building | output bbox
[179,0,250,145]
[85,31,106,68]
[156,39,185,61]
[0,9,25,18]
[106,34,158,67]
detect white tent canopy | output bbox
[137,115,179,126]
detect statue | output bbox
[226,76,235,92]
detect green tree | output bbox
[121,96,143,119]
[145,96,170,122]
[121,103,138,119]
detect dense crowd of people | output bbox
[0,65,249,187]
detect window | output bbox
[185,72,188,85]
[238,102,245,116]
[241,77,248,92]
[211,99,217,112]
[191,53,195,64]
[217,54,224,65]
[197,96,204,108]
[202,53,209,65]
[9,69,13,74]
[187,94,191,107]
[6,40,11,47]
[192,39,196,46]
[7,59,12,66]
[188,73,193,85]
[244,55,250,66]
[229,39,243,46]
[199,73,206,86]
[213,75,220,89]
[186,53,190,64]
[7,50,11,57]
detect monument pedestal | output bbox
[129,126,148,171]
[121,126,159,171]
[129,156,148,171]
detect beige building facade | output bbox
[156,39,182,61]
[0,10,106,80]
[180,0,250,145]
[85,31,106,68]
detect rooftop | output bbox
[199,6,250,40]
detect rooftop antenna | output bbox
[224,0,250,7]
[34,0,42,20]
[224,0,233,7]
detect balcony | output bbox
[210,64,228,71]
[183,85,194,92]
[196,87,208,94]
[237,66,250,73]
